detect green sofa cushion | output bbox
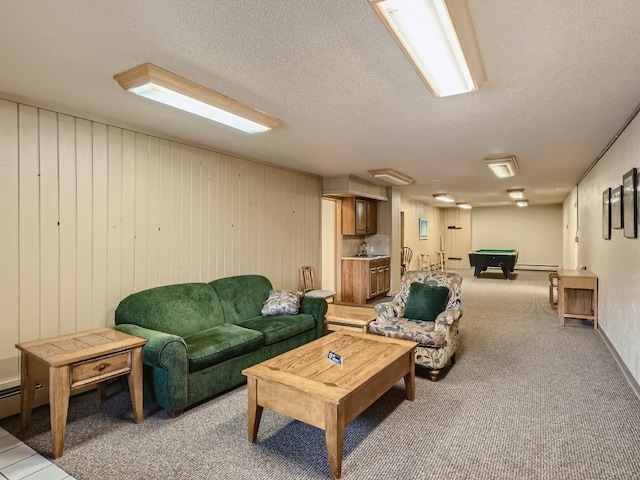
[209,275,273,324]
[238,313,315,345]
[183,324,265,372]
[115,283,225,337]
[404,283,450,322]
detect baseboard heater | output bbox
[0,384,43,400]
[514,264,559,272]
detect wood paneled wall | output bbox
[0,99,322,390]
[400,198,444,271]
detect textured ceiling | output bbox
[2,0,640,207]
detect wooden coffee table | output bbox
[16,328,147,458]
[242,331,417,479]
[324,304,376,333]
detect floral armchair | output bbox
[368,270,463,381]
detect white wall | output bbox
[573,110,640,385]
[0,98,323,394]
[472,205,563,266]
[562,188,579,269]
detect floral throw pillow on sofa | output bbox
[261,290,303,316]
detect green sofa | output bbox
[114,274,327,416]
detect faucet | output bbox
[359,241,368,256]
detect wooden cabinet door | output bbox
[355,198,367,235]
[341,197,355,235]
[366,200,377,234]
[382,264,390,293]
[368,266,378,299]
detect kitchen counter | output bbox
[341,256,391,304]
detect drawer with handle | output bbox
[70,350,132,388]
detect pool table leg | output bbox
[501,266,510,279]
[474,266,482,277]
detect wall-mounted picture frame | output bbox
[603,188,611,240]
[419,218,429,240]
[623,168,637,238]
[611,185,623,229]
[637,167,640,229]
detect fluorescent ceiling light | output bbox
[507,189,524,199]
[457,202,472,209]
[484,155,519,178]
[369,0,486,97]
[368,168,415,186]
[113,63,281,134]
[516,199,529,207]
[433,193,455,203]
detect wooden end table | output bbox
[242,331,417,479]
[556,269,598,329]
[324,304,376,333]
[16,328,147,458]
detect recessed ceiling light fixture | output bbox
[507,189,524,199]
[484,155,519,178]
[369,0,486,97]
[368,168,415,186]
[433,193,455,203]
[457,202,472,209]
[516,199,529,207]
[113,63,281,134]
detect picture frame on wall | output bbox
[623,168,637,238]
[419,218,429,240]
[603,188,611,240]
[611,185,623,229]
[637,167,640,229]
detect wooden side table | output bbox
[556,269,598,329]
[16,328,147,458]
[325,304,376,333]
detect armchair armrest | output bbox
[300,296,328,338]
[374,301,404,321]
[435,307,463,327]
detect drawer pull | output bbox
[70,350,132,387]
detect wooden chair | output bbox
[400,247,413,274]
[299,266,335,303]
[434,250,446,272]
[419,254,433,271]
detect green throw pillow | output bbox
[404,283,450,321]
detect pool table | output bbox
[468,249,519,279]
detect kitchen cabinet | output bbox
[342,197,377,235]
[341,256,390,304]
[368,259,390,299]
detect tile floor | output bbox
[0,427,74,480]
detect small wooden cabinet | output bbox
[557,269,598,329]
[342,197,377,235]
[342,256,390,304]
